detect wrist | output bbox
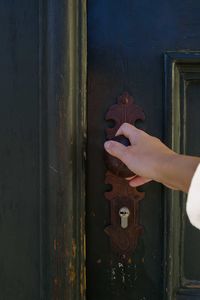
[156,153,200,192]
[154,152,181,189]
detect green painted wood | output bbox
[0,0,87,299]
[3,0,200,299]
[44,0,87,299]
[87,2,200,300]
[165,53,200,299]
[0,0,43,299]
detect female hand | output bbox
[104,123,200,192]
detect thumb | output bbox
[104,141,126,161]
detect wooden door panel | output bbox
[165,53,200,298]
[87,1,200,300]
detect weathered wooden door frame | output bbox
[41,0,87,299]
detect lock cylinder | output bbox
[119,207,130,229]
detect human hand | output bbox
[104,123,177,188]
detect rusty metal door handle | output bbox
[104,135,135,178]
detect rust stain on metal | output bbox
[105,91,145,139]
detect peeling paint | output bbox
[141,257,145,263]
[111,267,116,280]
[80,264,86,298]
[54,277,61,287]
[80,217,86,297]
[72,239,76,258]
[91,211,96,217]
[118,262,126,283]
[49,164,58,173]
[68,261,76,285]
[53,239,61,251]
[54,239,57,251]
[128,258,132,264]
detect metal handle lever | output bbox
[104,135,135,178]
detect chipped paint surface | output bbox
[54,239,57,251]
[80,217,86,298]
[110,258,142,292]
[118,262,125,283]
[80,264,86,298]
[111,267,116,280]
[68,261,76,285]
[72,239,77,258]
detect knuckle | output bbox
[125,122,132,130]
[121,122,132,131]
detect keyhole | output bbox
[119,207,130,229]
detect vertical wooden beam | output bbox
[40,0,87,298]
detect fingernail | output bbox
[129,182,136,187]
[104,141,111,150]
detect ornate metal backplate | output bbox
[104,92,145,260]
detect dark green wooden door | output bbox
[87,1,200,299]
[2,0,200,299]
[0,1,42,299]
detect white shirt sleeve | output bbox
[186,164,200,230]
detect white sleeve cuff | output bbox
[186,164,200,230]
